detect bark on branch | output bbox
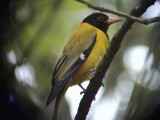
[75,0,157,120]
[76,0,160,25]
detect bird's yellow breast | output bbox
[70,23,109,85]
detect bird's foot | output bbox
[88,69,96,79]
[80,89,86,95]
[101,82,105,87]
[78,84,96,100]
[78,84,86,95]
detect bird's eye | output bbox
[97,16,104,22]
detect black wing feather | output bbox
[46,35,97,106]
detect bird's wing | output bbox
[53,27,97,82]
[46,26,97,105]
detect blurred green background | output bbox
[0,0,160,120]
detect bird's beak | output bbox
[105,17,122,24]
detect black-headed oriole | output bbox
[46,12,122,120]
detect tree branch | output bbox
[76,0,160,25]
[74,0,157,120]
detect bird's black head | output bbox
[82,13,122,33]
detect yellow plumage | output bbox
[46,13,122,120]
[53,23,108,120]
[69,23,109,85]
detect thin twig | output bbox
[74,0,157,120]
[76,0,160,25]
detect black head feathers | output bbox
[82,13,122,32]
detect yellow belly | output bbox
[70,28,109,85]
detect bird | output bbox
[46,12,122,120]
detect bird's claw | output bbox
[80,89,86,95]
[88,69,96,79]
[101,82,105,87]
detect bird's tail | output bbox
[52,95,63,120]
[52,86,68,120]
